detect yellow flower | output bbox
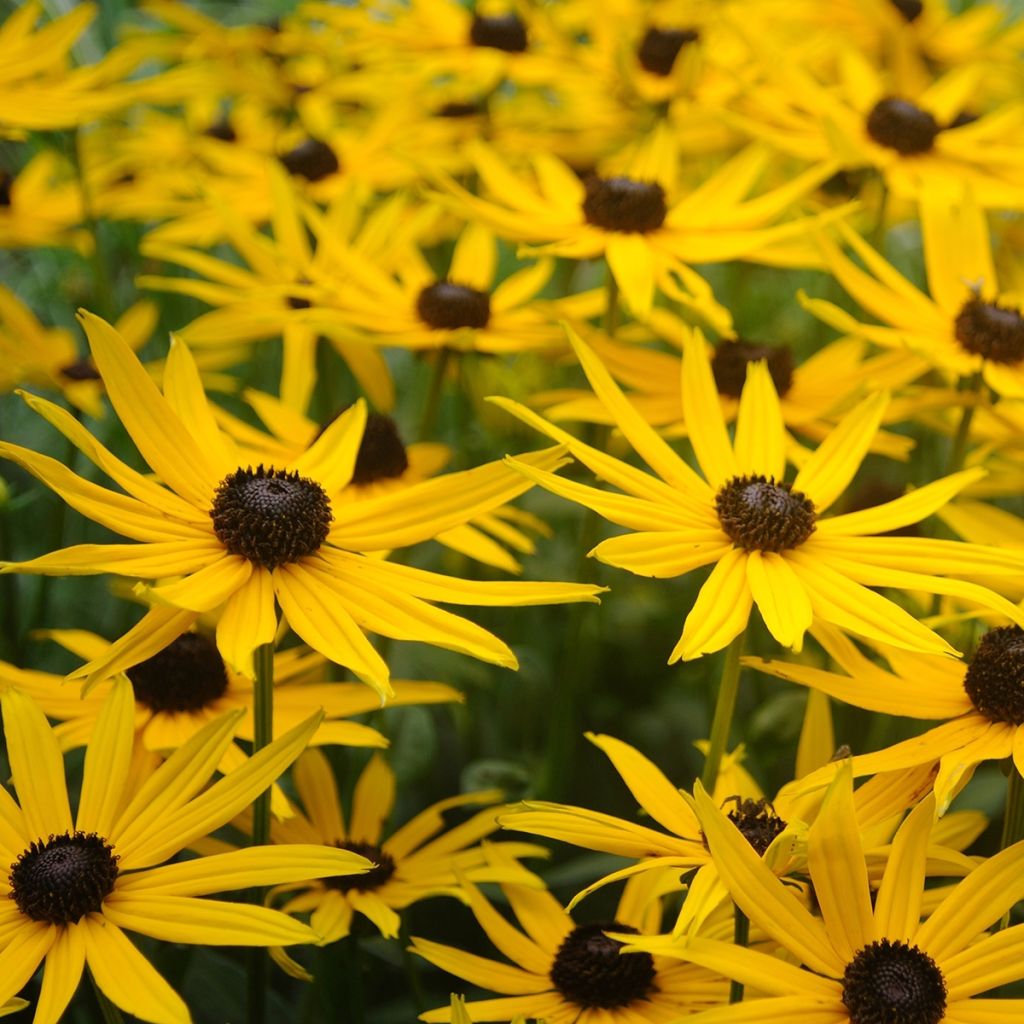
[628,766,1024,1024]
[411,851,727,1023]
[497,326,1024,660]
[0,312,602,697]
[0,679,370,1024]
[0,151,88,251]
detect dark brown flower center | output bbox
[725,798,787,856]
[325,841,395,893]
[10,832,119,924]
[582,176,667,233]
[889,0,924,21]
[60,359,101,381]
[0,172,11,207]
[351,413,410,486]
[636,26,700,76]
[469,13,528,52]
[842,940,946,1024]
[126,632,229,714]
[954,297,1024,365]
[711,340,794,399]
[205,119,237,142]
[436,101,484,118]
[279,139,340,181]
[211,465,332,569]
[963,626,1024,725]
[866,98,940,155]
[417,281,491,330]
[716,475,816,552]
[550,922,655,1009]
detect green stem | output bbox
[399,914,426,1013]
[700,630,746,794]
[947,371,984,476]
[89,971,125,1024]
[342,935,366,1024]
[418,348,452,441]
[69,127,114,319]
[604,266,619,338]
[869,182,889,253]
[729,907,750,1003]
[998,764,1024,931]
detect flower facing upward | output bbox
[627,766,1024,1024]
[0,680,370,1024]
[496,326,1024,660]
[0,311,601,698]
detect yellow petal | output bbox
[674,549,752,660]
[215,567,276,676]
[681,330,737,488]
[33,923,85,1024]
[76,678,134,838]
[734,360,785,479]
[349,754,395,844]
[873,795,935,942]
[747,552,812,651]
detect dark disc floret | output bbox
[582,176,667,233]
[963,626,1024,724]
[725,798,787,856]
[126,632,229,714]
[469,13,528,52]
[889,0,924,21]
[842,939,946,1024]
[60,359,101,381]
[711,339,794,399]
[436,101,484,118]
[0,172,11,207]
[550,922,655,1009]
[865,98,941,156]
[716,475,816,552]
[636,26,700,76]
[210,465,333,569]
[351,412,410,486]
[10,831,119,924]
[954,296,1024,365]
[325,841,396,893]
[279,138,340,181]
[416,280,491,330]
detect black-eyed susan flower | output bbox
[805,188,1024,399]
[496,326,1024,661]
[0,678,370,1023]
[0,312,601,697]
[0,150,88,251]
[411,851,727,1022]
[256,749,544,948]
[628,766,1024,1024]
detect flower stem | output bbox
[700,630,746,794]
[604,266,619,338]
[947,370,984,476]
[418,347,452,441]
[251,641,275,847]
[729,907,749,1003]
[89,971,125,1024]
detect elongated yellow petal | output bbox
[410,937,545,995]
[0,923,57,1012]
[943,924,1024,1001]
[747,552,812,651]
[292,748,346,843]
[290,399,367,496]
[449,221,496,291]
[149,554,252,613]
[215,567,276,676]
[0,540,224,580]
[734,361,785,480]
[76,678,134,838]
[674,548,753,661]
[33,923,85,1024]
[81,917,189,1024]
[349,754,395,844]
[591,532,732,578]
[459,879,550,976]
[681,329,737,488]
[0,686,71,839]
[606,233,655,317]
[873,795,935,942]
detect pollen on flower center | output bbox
[550,922,655,1009]
[126,632,229,714]
[842,939,946,1024]
[716,475,816,552]
[954,297,1024,365]
[351,412,410,485]
[279,138,340,181]
[889,0,924,21]
[210,465,333,569]
[711,339,794,399]
[962,626,1024,725]
[636,26,700,76]
[582,176,667,233]
[865,98,940,155]
[325,841,395,892]
[725,798,787,856]
[469,13,528,52]
[10,832,119,924]
[416,280,491,330]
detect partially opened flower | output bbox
[0,312,601,698]
[0,679,371,1024]
[627,766,1024,1024]
[496,326,1024,660]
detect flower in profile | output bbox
[411,849,727,1022]
[255,750,544,949]
[805,187,1024,399]
[0,312,601,697]
[627,766,1024,1024]
[497,326,1024,660]
[0,679,371,1023]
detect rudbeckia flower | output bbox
[436,132,840,316]
[0,151,88,251]
[0,679,370,1024]
[628,767,1024,1024]
[0,312,602,697]
[497,326,1024,660]
[805,188,1024,399]
[251,749,544,948]
[749,620,1024,813]
[411,851,727,1023]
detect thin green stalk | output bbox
[342,935,367,1024]
[947,371,984,476]
[729,908,750,1003]
[418,347,452,441]
[69,127,114,319]
[604,268,619,338]
[89,971,125,1024]
[869,183,889,253]
[399,913,427,1013]
[700,630,746,794]
[998,764,1024,930]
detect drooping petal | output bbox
[673,549,753,661]
[76,678,134,838]
[215,567,276,676]
[746,552,812,651]
[32,922,85,1024]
